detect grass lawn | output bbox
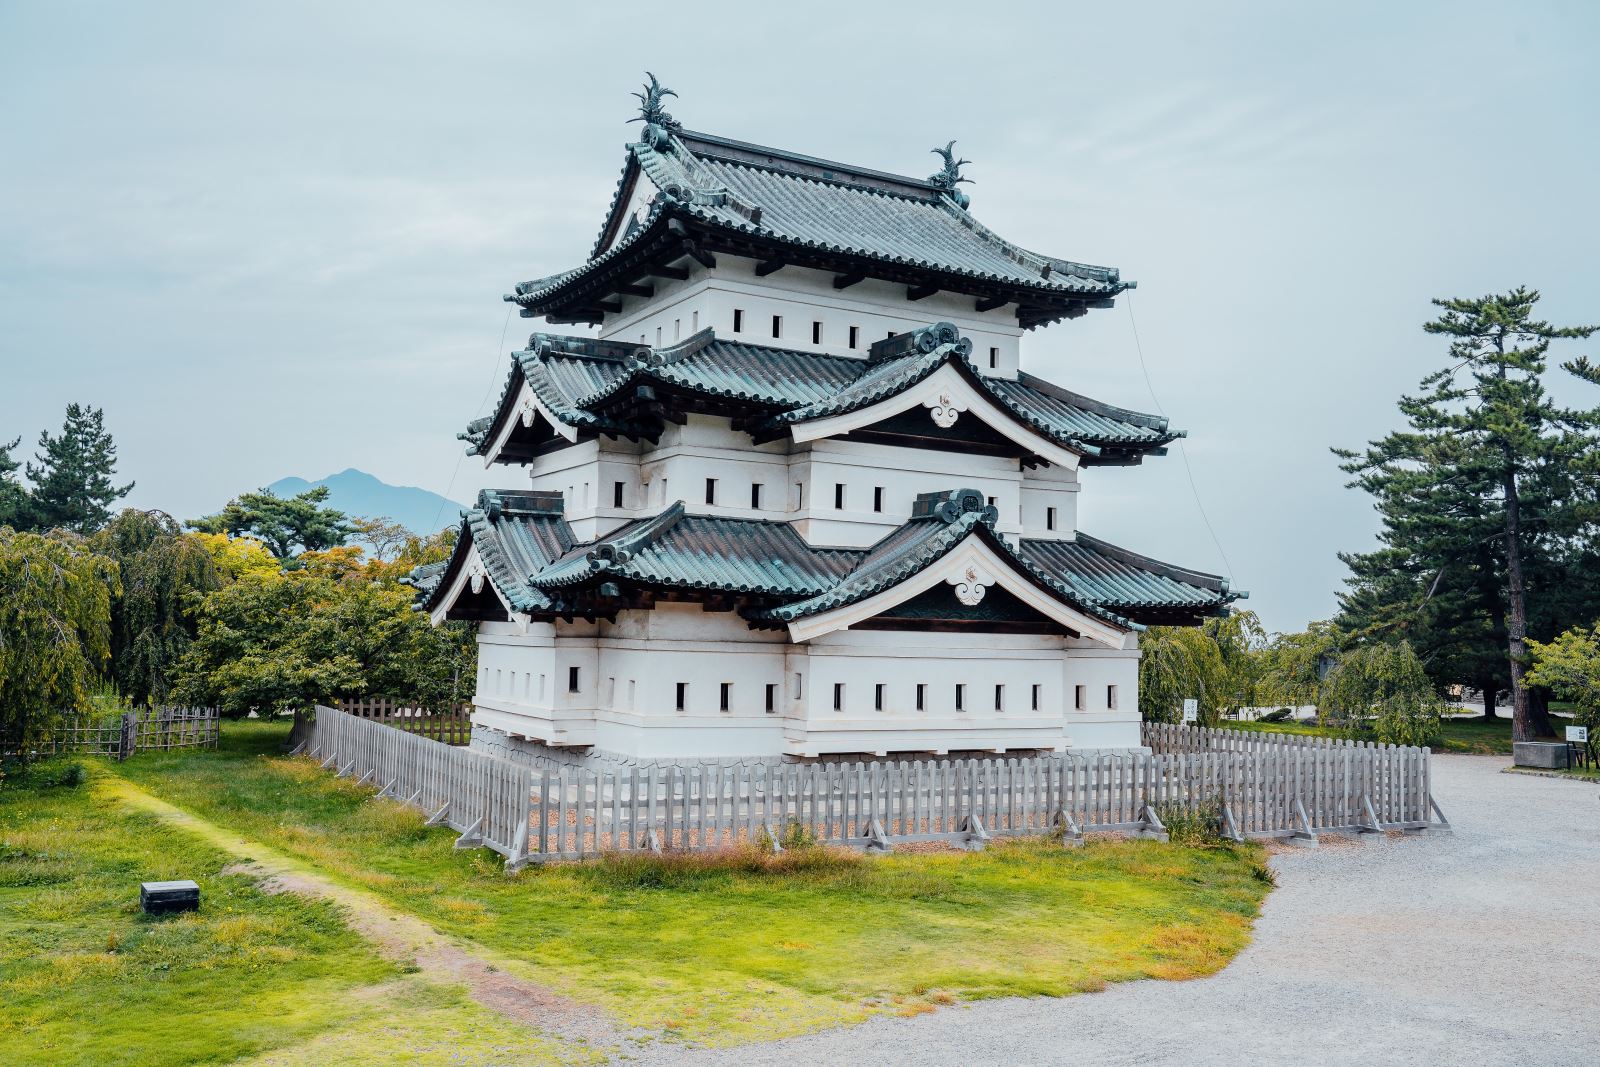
[0,723,1273,1062]
[1220,714,1517,754]
[0,761,560,1067]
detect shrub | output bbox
[1155,796,1224,846]
[1260,708,1293,723]
[1319,641,1443,746]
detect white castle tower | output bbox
[410,77,1242,768]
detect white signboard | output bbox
[1568,725,1589,744]
[1182,699,1198,724]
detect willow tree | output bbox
[92,509,221,705]
[1336,289,1600,742]
[0,529,118,753]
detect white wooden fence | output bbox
[296,706,1448,870]
[299,706,532,863]
[336,697,472,746]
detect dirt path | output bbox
[101,775,633,1051]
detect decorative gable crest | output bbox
[630,72,681,151]
[929,141,973,208]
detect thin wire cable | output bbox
[1125,293,1235,581]
[428,304,515,534]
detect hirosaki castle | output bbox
[411,78,1242,767]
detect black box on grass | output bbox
[140,880,200,915]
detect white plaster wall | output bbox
[599,255,1024,379]
[1019,462,1081,540]
[472,610,1142,758]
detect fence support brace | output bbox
[1133,801,1169,842]
[1220,803,1244,843]
[959,814,990,850]
[1053,809,1084,847]
[453,817,484,850]
[863,817,892,854]
[1427,795,1453,835]
[1287,798,1319,848]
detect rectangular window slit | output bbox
[1032,684,1042,711]
[1046,506,1057,531]
[874,684,885,711]
[1107,684,1118,710]
[720,682,732,712]
[989,346,999,369]
[705,477,717,505]
[955,684,966,712]
[873,486,884,513]
[848,325,860,349]
[833,683,845,711]
[771,314,782,338]
[916,684,927,711]
[811,321,822,344]
[995,684,1005,712]
[1075,684,1086,711]
[676,682,688,711]
[568,666,580,693]
[751,483,763,509]
[733,308,744,332]
[834,483,845,510]
[765,683,777,713]
[613,481,625,508]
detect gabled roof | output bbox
[507,108,1131,330]
[464,322,1178,466]
[414,486,1240,632]
[407,489,576,617]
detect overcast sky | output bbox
[3,2,1597,633]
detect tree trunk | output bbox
[1525,686,1557,739]
[1479,679,1497,720]
[285,708,314,752]
[1502,453,1536,743]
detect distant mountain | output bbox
[264,469,463,536]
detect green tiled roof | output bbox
[416,487,1240,629]
[410,489,576,616]
[532,502,859,595]
[509,128,1128,319]
[1022,532,1237,611]
[464,322,1177,464]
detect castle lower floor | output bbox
[465,606,1144,764]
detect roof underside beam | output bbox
[907,284,938,301]
[755,258,786,277]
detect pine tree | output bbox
[25,404,134,534]
[188,486,353,560]
[0,436,34,530]
[1336,288,1600,742]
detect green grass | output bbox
[108,721,1274,1047]
[1221,714,1517,754]
[0,759,587,1066]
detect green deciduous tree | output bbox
[1525,625,1600,735]
[1138,611,1265,725]
[91,509,221,706]
[0,529,119,753]
[1335,288,1600,742]
[172,555,474,743]
[188,486,354,560]
[25,404,134,534]
[1318,641,1444,747]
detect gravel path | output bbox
[620,755,1600,1067]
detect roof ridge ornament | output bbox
[630,73,681,152]
[928,141,973,208]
